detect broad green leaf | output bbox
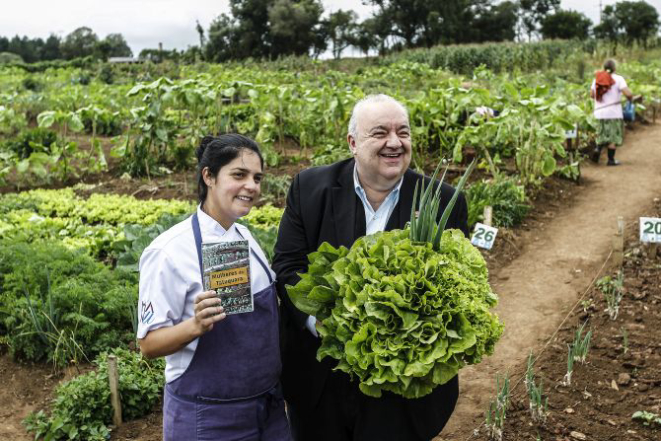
[37,111,56,128]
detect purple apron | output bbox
[163,213,291,441]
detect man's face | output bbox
[348,100,412,191]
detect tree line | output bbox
[0,28,132,64]
[1,0,659,65]
[200,0,659,61]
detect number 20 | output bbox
[643,221,661,235]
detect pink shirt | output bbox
[591,73,627,120]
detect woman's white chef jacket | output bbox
[137,205,275,383]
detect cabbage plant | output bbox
[288,161,503,398]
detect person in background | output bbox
[590,59,636,166]
[273,94,469,441]
[137,134,291,441]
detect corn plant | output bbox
[524,352,548,423]
[485,375,510,441]
[596,271,624,320]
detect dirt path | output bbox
[439,123,661,440]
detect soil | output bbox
[1,123,660,441]
[0,355,59,441]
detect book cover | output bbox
[201,240,253,315]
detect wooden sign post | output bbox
[108,355,123,427]
[483,206,493,227]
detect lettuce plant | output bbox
[288,162,503,398]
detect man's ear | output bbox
[347,133,357,155]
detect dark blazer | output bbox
[272,158,469,440]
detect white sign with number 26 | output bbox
[471,223,498,250]
[640,217,661,243]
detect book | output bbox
[201,240,253,315]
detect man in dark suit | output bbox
[272,94,469,441]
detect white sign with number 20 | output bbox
[640,217,661,243]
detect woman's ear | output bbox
[202,167,215,187]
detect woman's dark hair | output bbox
[604,59,617,73]
[196,134,264,204]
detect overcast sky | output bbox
[1,1,660,55]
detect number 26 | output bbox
[475,227,494,242]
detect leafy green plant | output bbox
[0,239,138,364]
[2,127,57,159]
[260,174,292,205]
[311,144,352,166]
[241,204,284,228]
[243,223,278,263]
[0,105,27,135]
[113,77,179,177]
[24,348,165,441]
[98,64,114,85]
[22,76,43,91]
[465,177,530,228]
[1,188,194,226]
[0,209,122,257]
[113,212,190,271]
[632,410,661,427]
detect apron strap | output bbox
[192,212,273,286]
[250,248,274,285]
[191,213,204,284]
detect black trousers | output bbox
[287,370,444,441]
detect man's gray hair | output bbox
[347,94,409,138]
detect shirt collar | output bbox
[196,204,236,237]
[353,164,404,199]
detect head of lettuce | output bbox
[287,162,504,399]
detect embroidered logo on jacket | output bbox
[140,301,154,324]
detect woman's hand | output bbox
[139,290,227,359]
[193,290,227,335]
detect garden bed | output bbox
[471,199,661,441]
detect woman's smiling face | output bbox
[203,150,263,229]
